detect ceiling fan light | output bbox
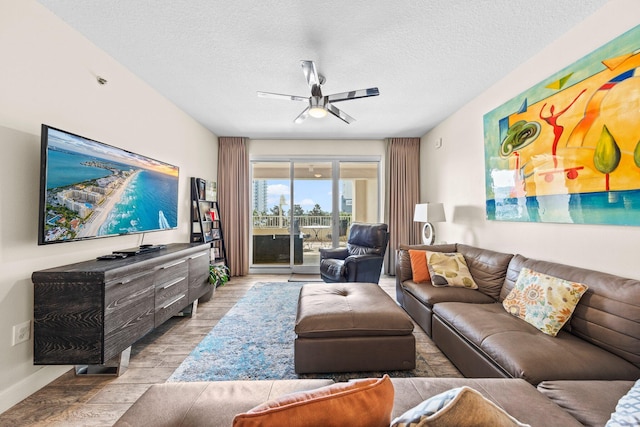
[308,106,327,118]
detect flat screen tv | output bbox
[38,124,179,245]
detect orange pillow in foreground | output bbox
[409,249,430,283]
[233,375,394,427]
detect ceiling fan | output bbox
[257,60,379,124]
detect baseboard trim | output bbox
[0,365,70,414]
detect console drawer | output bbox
[154,258,188,326]
[155,292,187,326]
[104,271,155,360]
[154,259,188,304]
[105,270,154,310]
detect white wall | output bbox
[421,0,640,280]
[0,1,217,412]
[250,139,385,158]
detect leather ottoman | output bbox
[294,282,415,373]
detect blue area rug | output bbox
[168,282,432,382]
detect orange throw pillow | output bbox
[409,249,430,283]
[233,375,394,427]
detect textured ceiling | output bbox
[37,0,608,140]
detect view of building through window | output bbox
[252,179,352,217]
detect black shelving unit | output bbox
[190,177,227,266]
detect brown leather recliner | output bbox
[319,222,389,283]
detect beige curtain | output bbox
[385,137,421,275]
[217,137,249,276]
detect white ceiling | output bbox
[38,0,608,140]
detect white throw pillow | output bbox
[391,386,530,427]
[605,380,640,427]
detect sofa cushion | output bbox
[233,375,394,427]
[114,379,335,427]
[408,249,431,283]
[390,377,583,427]
[457,244,513,300]
[503,267,588,337]
[402,280,494,309]
[426,251,478,289]
[537,380,635,427]
[390,385,530,426]
[433,302,640,384]
[502,254,640,369]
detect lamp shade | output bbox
[413,203,446,223]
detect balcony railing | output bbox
[252,214,352,235]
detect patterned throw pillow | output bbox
[391,386,530,427]
[233,375,393,427]
[503,267,588,337]
[408,250,430,283]
[605,379,640,427]
[426,252,478,289]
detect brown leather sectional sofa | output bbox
[114,376,635,426]
[114,245,639,426]
[396,243,640,385]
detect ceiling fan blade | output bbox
[326,103,355,124]
[300,60,320,88]
[294,106,311,124]
[257,91,308,102]
[326,87,380,103]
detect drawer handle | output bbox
[189,253,207,260]
[113,277,137,286]
[161,260,186,269]
[110,271,153,286]
[160,277,185,290]
[108,271,153,286]
[162,294,185,309]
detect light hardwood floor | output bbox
[0,274,461,426]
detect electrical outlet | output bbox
[12,320,31,346]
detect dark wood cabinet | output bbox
[31,243,210,366]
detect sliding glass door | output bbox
[292,161,333,273]
[250,158,380,273]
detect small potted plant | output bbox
[209,263,230,287]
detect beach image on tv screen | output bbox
[43,128,179,242]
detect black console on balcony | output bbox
[253,235,302,264]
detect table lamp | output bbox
[413,203,446,245]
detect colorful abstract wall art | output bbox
[484,24,640,225]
